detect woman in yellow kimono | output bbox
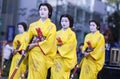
[21,3,56,79]
[8,22,28,79]
[50,14,77,79]
[78,20,105,79]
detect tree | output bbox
[107,0,120,43]
[107,11,120,42]
[107,0,120,10]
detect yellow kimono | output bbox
[8,32,28,79]
[51,28,77,79]
[79,31,105,79]
[23,18,56,79]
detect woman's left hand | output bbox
[83,52,90,57]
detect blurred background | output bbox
[0,0,120,79]
[0,0,120,44]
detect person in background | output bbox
[21,3,56,79]
[50,14,77,79]
[77,43,84,64]
[75,43,84,77]
[0,41,13,77]
[8,22,28,79]
[78,20,105,79]
[3,41,13,68]
[104,29,116,65]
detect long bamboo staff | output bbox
[10,37,34,79]
[70,41,94,79]
[13,27,45,79]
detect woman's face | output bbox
[39,5,49,18]
[18,25,24,33]
[89,22,97,33]
[61,17,70,29]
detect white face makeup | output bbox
[61,17,70,29]
[39,6,49,19]
[18,25,24,34]
[89,22,97,33]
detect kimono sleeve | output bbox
[82,35,89,54]
[12,35,19,50]
[38,24,57,56]
[90,35,105,60]
[58,32,77,58]
[22,24,34,50]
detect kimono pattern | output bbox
[79,31,105,79]
[23,18,56,79]
[51,28,77,79]
[9,32,28,79]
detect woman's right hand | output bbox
[83,51,90,57]
[12,50,18,55]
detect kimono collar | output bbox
[91,30,100,35]
[62,27,71,32]
[39,18,51,24]
[95,30,100,34]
